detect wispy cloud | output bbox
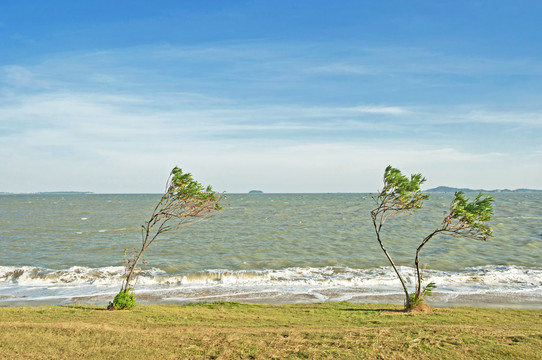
[0,90,412,135]
[1,41,541,192]
[2,65,37,88]
[464,110,542,127]
[10,42,542,88]
[308,63,372,75]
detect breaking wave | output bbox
[1,265,541,307]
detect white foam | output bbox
[1,265,541,307]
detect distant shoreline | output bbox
[425,186,542,193]
[0,191,94,195]
[2,188,542,195]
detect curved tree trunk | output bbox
[414,231,439,301]
[123,252,143,293]
[123,221,153,293]
[372,221,410,307]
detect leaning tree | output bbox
[109,167,223,310]
[371,165,494,311]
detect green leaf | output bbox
[448,191,494,238]
[379,165,429,212]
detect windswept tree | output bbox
[371,166,494,311]
[370,166,429,307]
[109,167,223,310]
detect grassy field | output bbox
[0,302,541,359]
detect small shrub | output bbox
[108,289,136,310]
[408,282,436,308]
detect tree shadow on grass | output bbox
[339,308,406,313]
[61,304,108,311]
[293,303,406,313]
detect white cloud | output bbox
[308,63,371,75]
[1,87,541,193]
[2,65,36,88]
[465,110,542,126]
[345,106,409,115]
[174,142,533,193]
[1,42,541,193]
[0,120,538,193]
[0,91,411,139]
[332,46,542,76]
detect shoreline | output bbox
[2,292,541,310]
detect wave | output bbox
[1,264,541,292]
[0,265,163,286]
[1,265,541,308]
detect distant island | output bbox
[426,186,542,193]
[248,190,264,194]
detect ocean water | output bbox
[1,193,541,308]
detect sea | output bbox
[1,193,541,309]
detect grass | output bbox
[0,302,541,359]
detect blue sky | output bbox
[1,1,541,193]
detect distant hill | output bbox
[248,190,264,194]
[426,186,542,193]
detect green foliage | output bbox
[168,167,222,209]
[408,282,436,308]
[407,294,420,307]
[378,165,430,213]
[110,289,136,310]
[422,281,436,297]
[446,191,494,240]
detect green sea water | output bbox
[1,193,541,307]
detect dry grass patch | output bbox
[0,302,540,359]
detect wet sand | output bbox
[3,290,541,310]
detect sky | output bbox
[1,1,541,193]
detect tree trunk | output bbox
[373,223,410,307]
[123,223,152,293]
[414,231,438,300]
[123,248,145,293]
